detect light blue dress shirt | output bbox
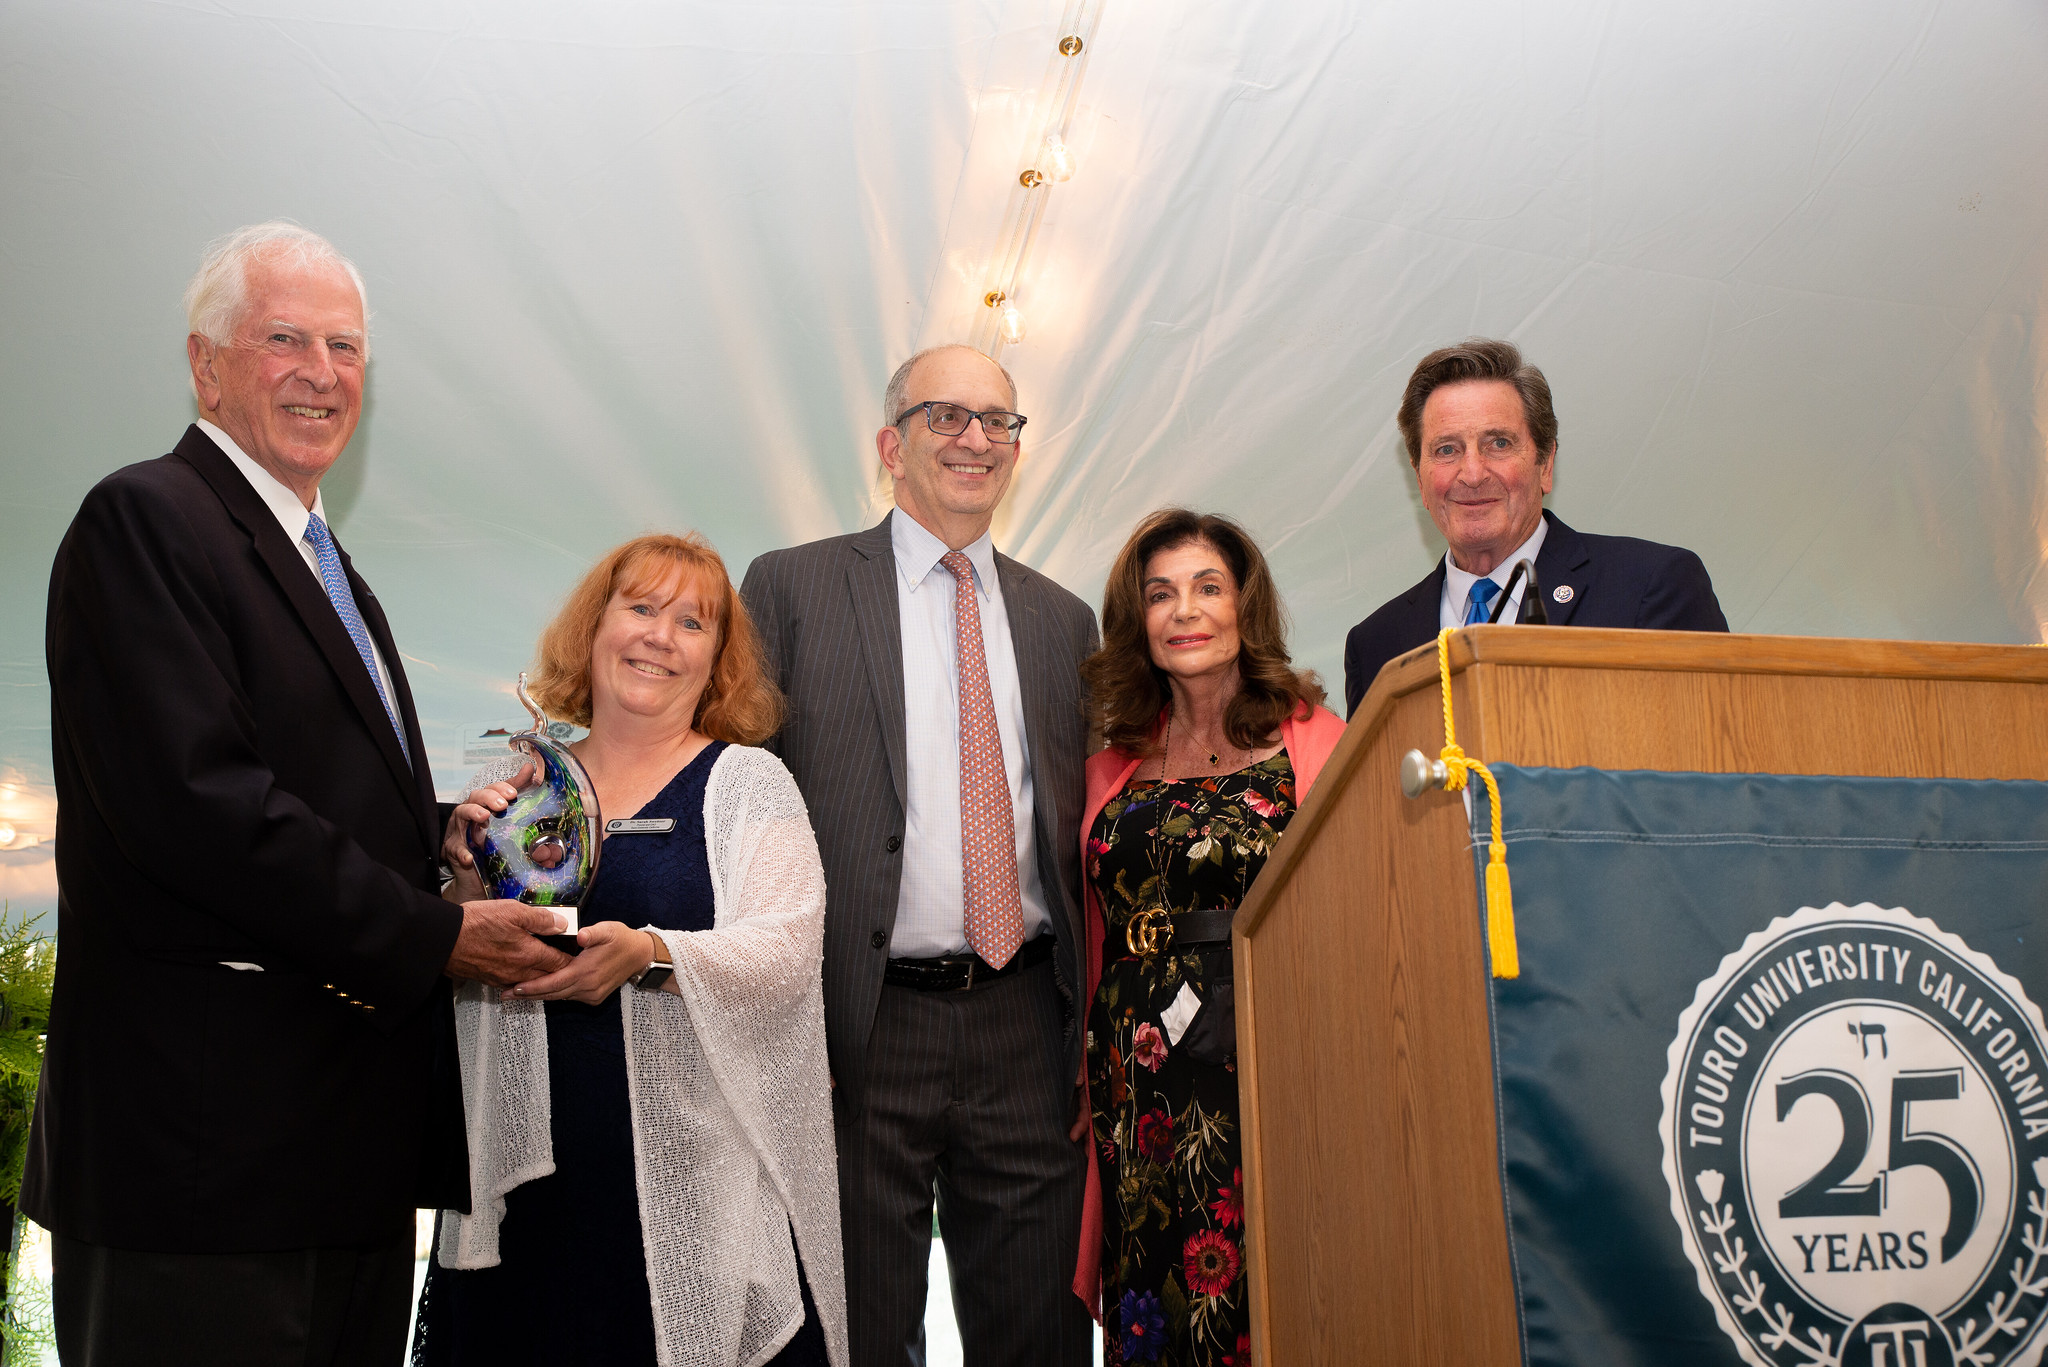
[889,510,1051,958]
[1439,516,1551,632]
[198,419,397,706]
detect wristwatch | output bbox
[632,934,673,992]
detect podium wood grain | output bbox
[1233,629,2048,1364]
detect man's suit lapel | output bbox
[1527,510,1589,626]
[847,516,909,808]
[175,428,426,825]
[995,551,1052,795]
[1405,561,1449,639]
[995,552,1078,937]
[347,565,441,853]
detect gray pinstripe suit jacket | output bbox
[740,514,1099,1110]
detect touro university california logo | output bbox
[1662,904,2048,1367]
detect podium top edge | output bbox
[1232,629,2048,943]
[1361,628,2048,714]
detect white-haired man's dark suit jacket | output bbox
[742,512,1097,1365]
[30,426,466,1365]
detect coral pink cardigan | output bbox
[1069,701,1348,1315]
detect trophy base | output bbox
[537,905,582,956]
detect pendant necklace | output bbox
[1161,709,1245,780]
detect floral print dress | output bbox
[1086,752,1297,1367]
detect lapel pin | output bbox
[1553,584,1574,604]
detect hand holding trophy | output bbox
[445,674,602,954]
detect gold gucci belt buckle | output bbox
[1126,907,1173,957]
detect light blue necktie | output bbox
[1463,577,1502,626]
[303,512,411,765]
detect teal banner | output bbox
[1475,768,2048,1367]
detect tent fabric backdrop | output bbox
[3,0,2046,923]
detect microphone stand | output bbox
[1487,559,1548,625]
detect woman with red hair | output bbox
[416,533,844,1367]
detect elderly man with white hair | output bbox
[26,222,567,1366]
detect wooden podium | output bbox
[1232,627,2048,1364]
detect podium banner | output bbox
[1474,768,2048,1367]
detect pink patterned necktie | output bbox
[941,551,1026,969]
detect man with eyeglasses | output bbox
[742,344,1097,1364]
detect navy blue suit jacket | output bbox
[1342,509,1729,716]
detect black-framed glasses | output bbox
[894,401,1028,444]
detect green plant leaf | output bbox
[0,1034,43,1082]
[0,908,54,1221]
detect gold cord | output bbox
[1435,630,1519,979]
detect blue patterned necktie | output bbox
[1464,576,1502,626]
[303,512,411,765]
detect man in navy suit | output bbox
[1343,338,1728,716]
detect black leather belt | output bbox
[1171,909,1236,945]
[884,932,1054,992]
[1126,907,1237,956]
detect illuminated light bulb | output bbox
[1043,138,1076,181]
[998,304,1027,344]
[0,823,16,847]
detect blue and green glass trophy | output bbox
[465,674,601,952]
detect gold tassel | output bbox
[1485,844,1518,979]
[1437,629,1523,980]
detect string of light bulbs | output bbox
[976,0,1107,358]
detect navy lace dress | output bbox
[413,741,827,1367]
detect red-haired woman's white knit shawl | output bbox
[436,744,847,1367]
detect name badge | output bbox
[605,818,676,835]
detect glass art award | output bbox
[466,674,600,951]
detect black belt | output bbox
[884,932,1054,992]
[1126,907,1237,956]
[1172,909,1237,944]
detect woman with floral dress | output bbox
[1072,509,1346,1365]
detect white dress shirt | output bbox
[889,510,1050,958]
[1439,516,1551,632]
[198,420,398,707]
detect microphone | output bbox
[1487,560,1548,625]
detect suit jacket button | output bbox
[885,835,901,853]
[870,930,887,949]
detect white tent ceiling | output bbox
[4,0,2046,921]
